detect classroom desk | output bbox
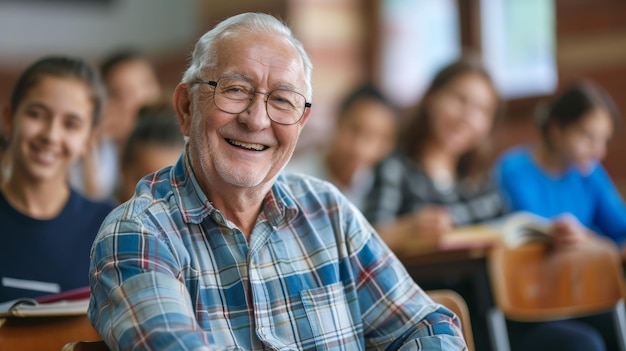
[0,314,101,351]
[395,225,626,351]
[395,225,501,313]
[395,224,502,276]
[395,225,502,351]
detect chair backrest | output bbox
[61,340,110,351]
[427,289,475,351]
[488,236,626,321]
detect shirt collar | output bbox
[173,147,298,228]
[260,174,299,228]
[171,147,213,225]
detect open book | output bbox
[498,211,553,247]
[400,211,553,253]
[0,286,90,318]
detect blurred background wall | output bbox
[1,0,625,191]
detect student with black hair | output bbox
[0,56,115,301]
[71,50,163,200]
[495,80,626,255]
[286,83,399,210]
[116,103,185,203]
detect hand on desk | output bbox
[412,206,454,241]
[549,214,593,250]
[377,206,453,253]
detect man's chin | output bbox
[218,166,270,189]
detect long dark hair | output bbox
[399,55,503,182]
[537,80,621,149]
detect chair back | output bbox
[61,340,109,351]
[488,236,626,321]
[427,289,475,351]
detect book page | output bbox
[440,224,503,249]
[0,298,89,318]
[0,298,37,316]
[501,211,552,247]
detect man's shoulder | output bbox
[101,175,180,230]
[278,171,340,193]
[284,148,327,180]
[276,171,348,208]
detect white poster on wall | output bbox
[380,0,461,107]
[480,0,557,99]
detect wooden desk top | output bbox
[395,224,503,267]
[394,223,626,282]
[0,314,101,351]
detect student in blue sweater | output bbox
[0,56,115,302]
[495,80,626,256]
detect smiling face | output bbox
[426,72,497,156]
[4,76,94,185]
[177,31,310,196]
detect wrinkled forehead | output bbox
[209,31,306,90]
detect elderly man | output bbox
[88,12,466,350]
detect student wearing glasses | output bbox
[88,12,467,350]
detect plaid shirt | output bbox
[89,150,466,351]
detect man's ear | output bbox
[299,106,312,127]
[173,83,192,137]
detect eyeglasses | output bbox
[193,77,312,125]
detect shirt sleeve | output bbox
[89,219,215,351]
[344,208,467,350]
[590,166,626,247]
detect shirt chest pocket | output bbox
[300,282,363,350]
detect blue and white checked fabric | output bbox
[88,150,467,350]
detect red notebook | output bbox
[35,286,91,304]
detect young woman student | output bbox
[0,56,115,302]
[363,57,610,351]
[495,80,626,255]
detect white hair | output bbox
[182,12,313,100]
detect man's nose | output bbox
[239,92,272,130]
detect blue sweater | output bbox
[0,189,115,302]
[495,146,626,247]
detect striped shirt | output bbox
[88,150,467,350]
[363,151,506,227]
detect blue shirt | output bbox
[0,188,114,302]
[495,146,626,247]
[89,150,466,350]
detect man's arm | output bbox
[89,219,211,350]
[346,212,467,350]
